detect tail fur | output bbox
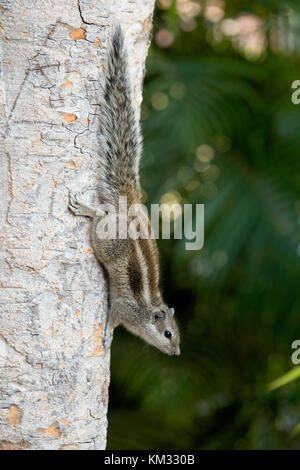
[98,25,142,207]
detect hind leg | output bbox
[69,192,98,218]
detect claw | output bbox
[69,192,80,214]
[68,191,96,218]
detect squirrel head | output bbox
[148,305,180,356]
[123,303,180,356]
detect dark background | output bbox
[107,0,300,449]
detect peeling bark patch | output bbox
[91,322,104,356]
[59,418,70,427]
[62,112,77,122]
[93,347,102,356]
[8,175,13,195]
[61,80,73,88]
[143,14,153,35]
[94,37,101,47]
[69,28,86,40]
[42,423,61,439]
[0,440,30,450]
[75,308,81,317]
[66,160,77,168]
[7,404,23,428]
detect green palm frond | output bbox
[267,366,300,391]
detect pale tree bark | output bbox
[0,0,154,450]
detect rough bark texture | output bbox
[0,0,154,450]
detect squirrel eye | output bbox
[164,330,172,339]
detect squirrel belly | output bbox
[69,26,180,356]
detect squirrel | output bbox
[69,26,180,356]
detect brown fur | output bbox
[68,26,180,356]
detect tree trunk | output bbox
[0,0,154,450]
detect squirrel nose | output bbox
[174,346,180,356]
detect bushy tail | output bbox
[98,25,142,207]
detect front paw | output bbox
[69,191,84,215]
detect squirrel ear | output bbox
[153,311,166,323]
[170,308,175,316]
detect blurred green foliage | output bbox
[107,0,300,449]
